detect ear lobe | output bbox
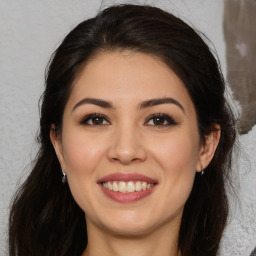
[197,125,221,172]
[50,124,66,170]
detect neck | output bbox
[82,218,181,256]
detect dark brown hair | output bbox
[9,4,236,256]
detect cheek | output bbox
[61,133,106,212]
[149,132,199,204]
[62,132,105,176]
[151,132,199,173]
[159,141,197,190]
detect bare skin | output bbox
[51,50,220,256]
[83,218,181,256]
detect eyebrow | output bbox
[72,98,114,112]
[139,98,185,112]
[72,97,185,113]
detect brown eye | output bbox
[80,114,110,126]
[151,116,166,125]
[145,113,178,126]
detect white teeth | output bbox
[141,182,147,190]
[118,181,126,193]
[102,181,154,193]
[127,181,135,192]
[113,181,118,192]
[107,181,113,190]
[135,181,142,191]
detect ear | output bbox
[196,124,221,172]
[50,124,66,171]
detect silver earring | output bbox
[201,166,205,175]
[62,170,67,183]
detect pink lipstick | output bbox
[97,173,158,203]
[97,173,157,183]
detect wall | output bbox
[0,0,255,255]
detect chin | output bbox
[104,221,156,237]
[92,208,181,237]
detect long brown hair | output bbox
[9,4,236,256]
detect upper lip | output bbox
[97,173,158,184]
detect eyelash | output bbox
[144,113,178,127]
[79,113,110,126]
[79,113,178,127]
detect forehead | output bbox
[68,50,195,113]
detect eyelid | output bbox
[79,113,111,125]
[78,112,178,127]
[144,113,178,126]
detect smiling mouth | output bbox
[102,181,155,193]
[97,173,158,203]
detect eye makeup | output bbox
[144,113,179,126]
[79,113,110,126]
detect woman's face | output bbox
[51,51,214,236]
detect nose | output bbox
[107,125,147,165]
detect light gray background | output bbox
[0,1,255,255]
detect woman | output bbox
[9,4,236,256]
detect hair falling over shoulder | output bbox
[9,4,236,256]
